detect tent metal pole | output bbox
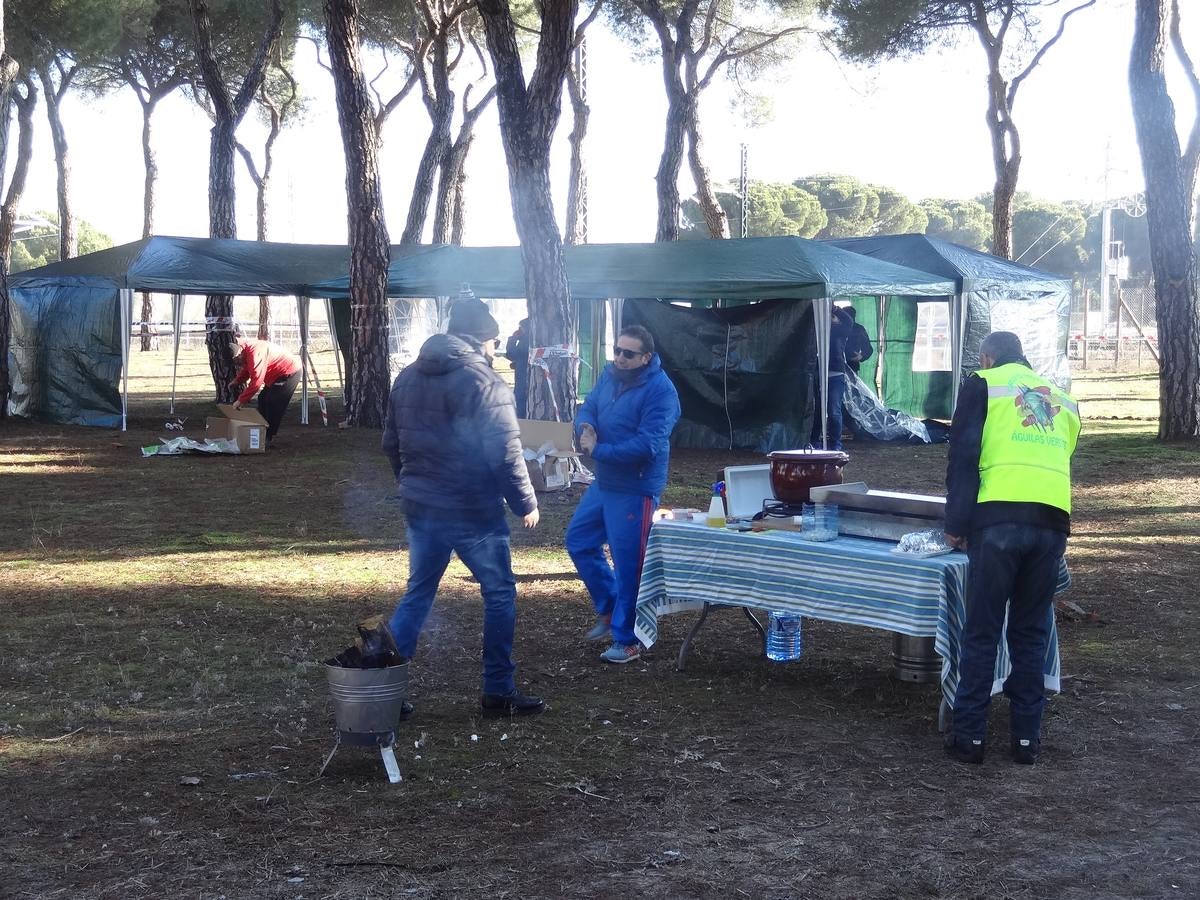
[298,295,310,426]
[119,288,133,432]
[170,293,183,414]
[950,292,966,413]
[877,296,887,404]
[814,298,831,449]
[325,298,344,393]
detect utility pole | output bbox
[738,143,749,239]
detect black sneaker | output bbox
[481,690,545,717]
[944,734,985,765]
[1011,736,1039,765]
[399,700,414,722]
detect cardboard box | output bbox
[518,419,579,492]
[205,404,269,453]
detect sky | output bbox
[7,0,1199,252]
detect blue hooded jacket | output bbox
[575,353,681,496]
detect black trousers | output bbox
[257,371,301,442]
[952,523,1067,743]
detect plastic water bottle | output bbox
[705,481,726,528]
[766,612,803,661]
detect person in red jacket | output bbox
[228,337,302,445]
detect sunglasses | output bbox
[613,346,645,360]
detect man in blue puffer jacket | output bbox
[566,324,681,664]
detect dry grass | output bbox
[2,359,1198,899]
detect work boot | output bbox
[481,689,545,717]
[1011,736,1039,765]
[943,733,985,765]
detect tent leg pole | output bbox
[119,289,133,432]
[951,293,965,413]
[815,299,831,450]
[325,298,344,394]
[171,293,183,415]
[298,295,309,426]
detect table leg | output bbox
[938,698,951,734]
[677,602,714,672]
[742,607,766,658]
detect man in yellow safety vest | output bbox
[943,331,1080,765]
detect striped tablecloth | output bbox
[634,521,1068,706]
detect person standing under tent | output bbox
[844,306,873,375]
[505,317,531,418]
[229,336,302,447]
[381,297,545,717]
[942,331,1080,766]
[809,305,853,450]
[566,324,681,664]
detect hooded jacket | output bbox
[382,333,536,517]
[575,353,681,496]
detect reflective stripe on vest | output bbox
[976,363,1080,513]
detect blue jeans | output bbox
[810,372,846,450]
[565,485,656,646]
[387,503,518,695]
[952,523,1068,743]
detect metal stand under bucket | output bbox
[320,660,410,783]
[891,633,941,684]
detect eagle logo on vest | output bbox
[1014,383,1061,431]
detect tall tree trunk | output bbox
[654,79,688,242]
[256,183,270,340]
[401,35,453,245]
[984,56,1020,259]
[564,56,589,245]
[140,97,159,351]
[478,0,579,422]
[0,79,36,419]
[0,80,36,271]
[450,170,466,246]
[432,86,496,245]
[1130,0,1200,440]
[684,103,728,239]
[325,0,391,428]
[0,2,20,419]
[205,117,239,400]
[39,66,77,261]
[190,0,283,401]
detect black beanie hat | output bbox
[447,298,500,341]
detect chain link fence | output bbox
[1069,278,1159,372]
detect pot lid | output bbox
[768,448,850,463]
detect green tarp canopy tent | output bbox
[827,234,1072,420]
[311,236,956,301]
[6,235,956,441]
[5,236,441,428]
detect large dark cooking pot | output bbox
[768,448,851,504]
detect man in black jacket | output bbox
[381,298,544,717]
[809,305,854,449]
[505,317,530,418]
[844,307,873,375]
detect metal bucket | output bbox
[325,660,410,735]
[892,634,941,684]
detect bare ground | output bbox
[1,366,1198,899]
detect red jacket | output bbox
[233,339,301,405]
